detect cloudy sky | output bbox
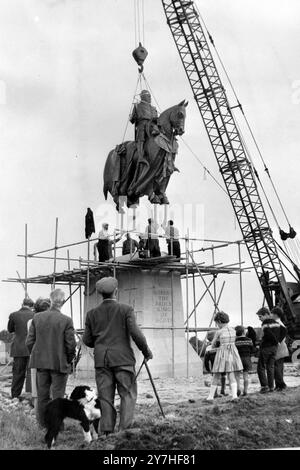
[0,0,300,331]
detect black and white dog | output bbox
[44,385,102,449]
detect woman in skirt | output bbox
[206,311,243,402]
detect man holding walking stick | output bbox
[82,276,153,437]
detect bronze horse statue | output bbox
[103,100,188,211]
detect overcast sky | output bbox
[0,0,300,331]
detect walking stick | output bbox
[134,358,146,383]
[144,360,165,418]
[0,358,13,376]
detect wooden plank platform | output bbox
[3,253,248,286]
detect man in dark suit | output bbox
[83,276,153,436]
[7,297,34,398]
[26,288,76,427]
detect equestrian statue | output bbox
[103,89,188,211]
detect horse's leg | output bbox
[151,176,170,205]
[149,193,161,204]
[159,193,170,205]
[158,178,170,204]
[127,195,139,208]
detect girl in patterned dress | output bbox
[206,311,243,402]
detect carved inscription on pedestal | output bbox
[152,288,172,326]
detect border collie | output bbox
[44,385,102,449]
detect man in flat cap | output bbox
[83,276,153,437]
[7,297,34,398]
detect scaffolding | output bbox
[2,220,252,377]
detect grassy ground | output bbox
[1,385,300,450]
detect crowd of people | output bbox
[94,219,181,262]
[6,280,289,442]
[6,278,153,438]
[204,306,289,402]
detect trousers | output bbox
[257,345,277,389]
[97,240,110,262]
[95,365,137,433]
[36,369,68,427]
[167,240,181,258]
[274,358,286,389]
[11,357,30,398]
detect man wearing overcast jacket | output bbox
[83,276,153,436]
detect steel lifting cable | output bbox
[134,0,145,46]
[136,0,141,44]
[267,244,299,283]
[296,238,300,256]
[282,237,300,272]
[194,1,293,230]
[121,75,142,143]
[142,0,145,46]
[232,109,281,231]
[134,0,137,46]
[286,238,300,267]
[193,3,279,218]
[274,237,298,267]
[141,74,229,197]
[141,73,161,111]
[142,76,229,196]
[294,238,300,267]
[121,72,152,143]
[274,236,300,279]
[133,3,229,201]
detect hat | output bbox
[140,89,150,96]
[96,277,118,295]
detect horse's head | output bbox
[170,100,188,136]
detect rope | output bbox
[194,1,293,229]
[179,137,229,197]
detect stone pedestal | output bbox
[76,263,203,382]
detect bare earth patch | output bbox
[0,364,300,450]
